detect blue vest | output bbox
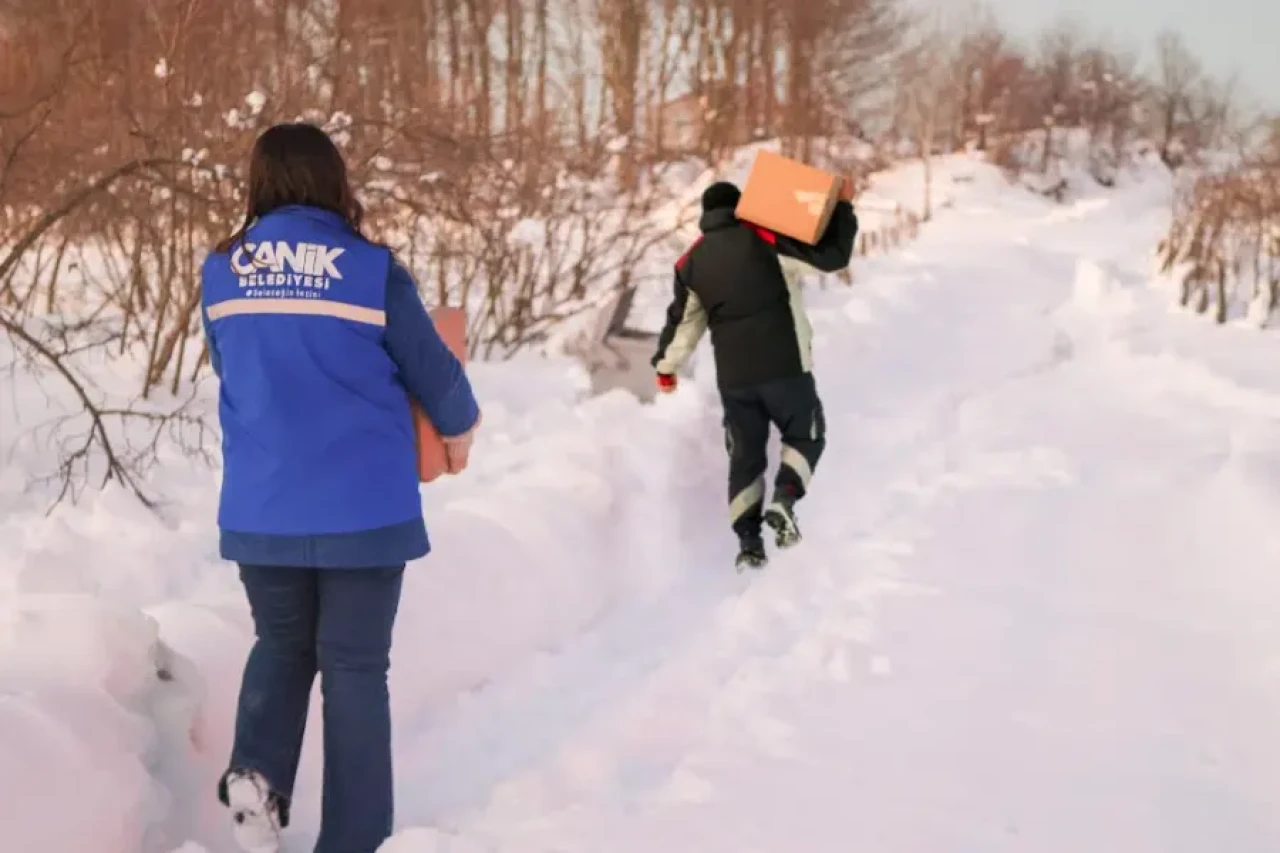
[201,206,420,536]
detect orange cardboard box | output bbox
[735,149,841,245]
[413,306,468,483]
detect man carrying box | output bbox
[651,176,857,570]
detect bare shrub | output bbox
[1157,126,1280,324]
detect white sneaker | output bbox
[224,770,281,853]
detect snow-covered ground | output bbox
[6,151,1280,852]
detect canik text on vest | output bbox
[231,240,346,296]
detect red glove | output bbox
[656,373,677,393]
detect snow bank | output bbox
[1070,257,1136,315]
[0,596,202,852]
[384,383,718,708]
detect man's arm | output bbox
[651,262,707,376]
[774,199,858,273]
[382,261,481,439]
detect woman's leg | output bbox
[313,565,405,853]
[223,564,319,821]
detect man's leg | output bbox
[221,565,320,847]
[720,388,771,563]
[761,372,827,546]
[314,565,405,853]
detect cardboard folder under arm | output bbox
[412,306,468,483]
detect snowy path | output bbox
[372,172,1280,851]
[7,158,1280,853]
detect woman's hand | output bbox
[443,436,471,473]
[442,411,482,474]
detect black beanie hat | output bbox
[701,181,741,211]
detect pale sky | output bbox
[979,0,1278,110]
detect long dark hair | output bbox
[216,123,366,253]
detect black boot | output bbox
[763,491,801,548]
[735,536,768,571]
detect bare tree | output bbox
[781,0,821,160]
[1030,20,1085,173]
[1075,39,1145,184]
[949,6,1027,152]
[895,10,954,220]
[0,17,212,509]
[812,0,906,142]
[1149,29,1203,168]
[596,0,647,187]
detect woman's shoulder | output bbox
[387,251,412,276]
[201,248,228,275]
[385,257,420,302]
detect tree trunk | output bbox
[599,0,645,188]
[445,0,462,109]
[761,1,775,135]
[504,0,520,139]
[534,0,548,143]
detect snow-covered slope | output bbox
[6,151,1280,852]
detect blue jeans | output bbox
[224,564,404,853]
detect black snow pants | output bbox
[720,371,826,542]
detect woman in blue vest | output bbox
[201,122,481,853]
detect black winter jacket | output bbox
[652,200,857,391]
